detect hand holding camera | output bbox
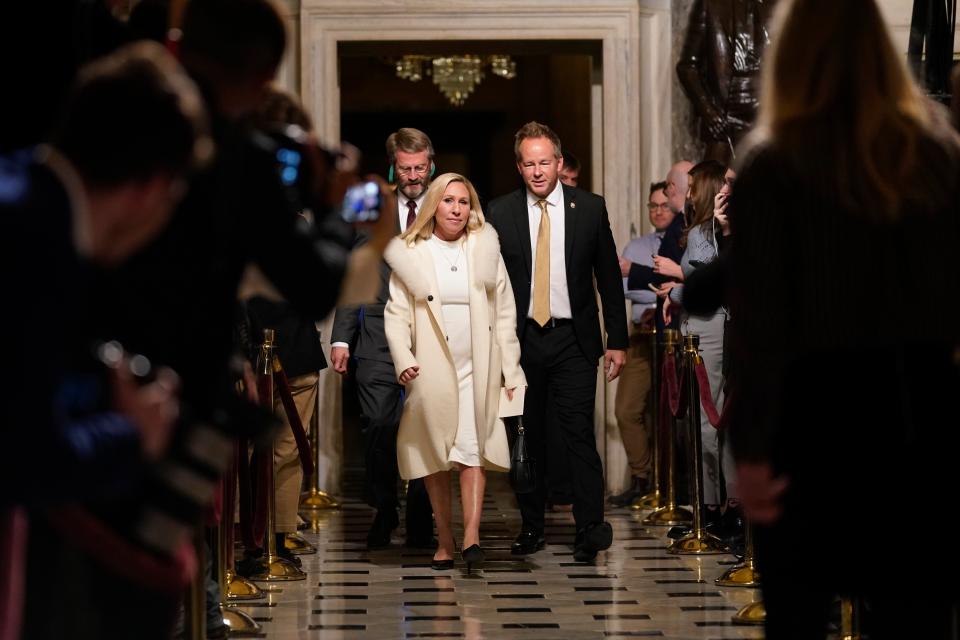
[98,341,180,461]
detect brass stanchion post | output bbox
[221,443,264,601]
[642,328,693,526]
[633,325,661,510]
[185,526,207,640]
[668,334,726,554]
[732,598,766,625]
[840,595,861,640]
[250,329,307,582]
[716,523,760,587]
[217,445,263,634]
[300,386,340,512]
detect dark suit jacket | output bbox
[486,184,628,361]
[246,297,327,378]
[330,258,394,364]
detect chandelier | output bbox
[395,55,517,106]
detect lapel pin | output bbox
[569,201,576,209]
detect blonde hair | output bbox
[756,0,933,218]
[400,173,485,243]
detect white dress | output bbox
[425,235,481,467]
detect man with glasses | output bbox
[331,128,436,549]
[609,182,675,507]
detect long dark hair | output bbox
[681,160,726,248]
[755,0,947,219]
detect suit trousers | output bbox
[273,372,318,533]
[517,322,604,532]
[614,326,654,478]
[354,358,432,539]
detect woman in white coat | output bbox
[384,173,526,571]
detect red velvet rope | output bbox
[251,444,270,547]
[663,351,689,418]
[665,351,680,415]
[46,506,195,595]
[693,359,723,428]
[273,362,315,479]
[657,370,672,477]
[236,435,256,549]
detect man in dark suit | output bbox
[487,121,628,563]
[330,128,435,549]
[677,0,778,164]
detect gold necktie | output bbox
[533,199,551,326]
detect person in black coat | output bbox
[727,1,960,637]
[487,121,627,563]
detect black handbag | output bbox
[509,418,537,494]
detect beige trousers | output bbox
[614,326,654,478]
[274,371,319,533]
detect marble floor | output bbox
[229,472,764,640]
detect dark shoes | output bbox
[607,476,650,508]
[430,558,454,570]
[366,508,400,549]
[461,544,485,574]
[706,505,744,541]
[511,530,546,555]
[573,521,613,563]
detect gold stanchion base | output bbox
[631,489,661,511]
[300,488,340,510]
[732,599,765,625]
[224,571,264,600]
[715,561,761,588]
[222,605,262,636]
[642,505,693,527]
[668,530,728,555]
[284,532,316,555]
[250,554,307,581]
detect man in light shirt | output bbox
[487,121,627,563]
[609,181,675,507]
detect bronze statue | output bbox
[677,0,778,164]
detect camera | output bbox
[339,181,381,223]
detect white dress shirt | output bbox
[526,179,572,320]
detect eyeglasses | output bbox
[647,203,672,212]
[396,164,429,177]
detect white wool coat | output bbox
[383,224,526,480]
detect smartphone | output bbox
[339,181,381,223]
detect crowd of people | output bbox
[3,0,960,639]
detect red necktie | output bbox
[405,200,417,230]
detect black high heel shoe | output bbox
[431,558,454,570]
[461,544,485,574]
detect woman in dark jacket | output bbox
[727,0,960,637]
